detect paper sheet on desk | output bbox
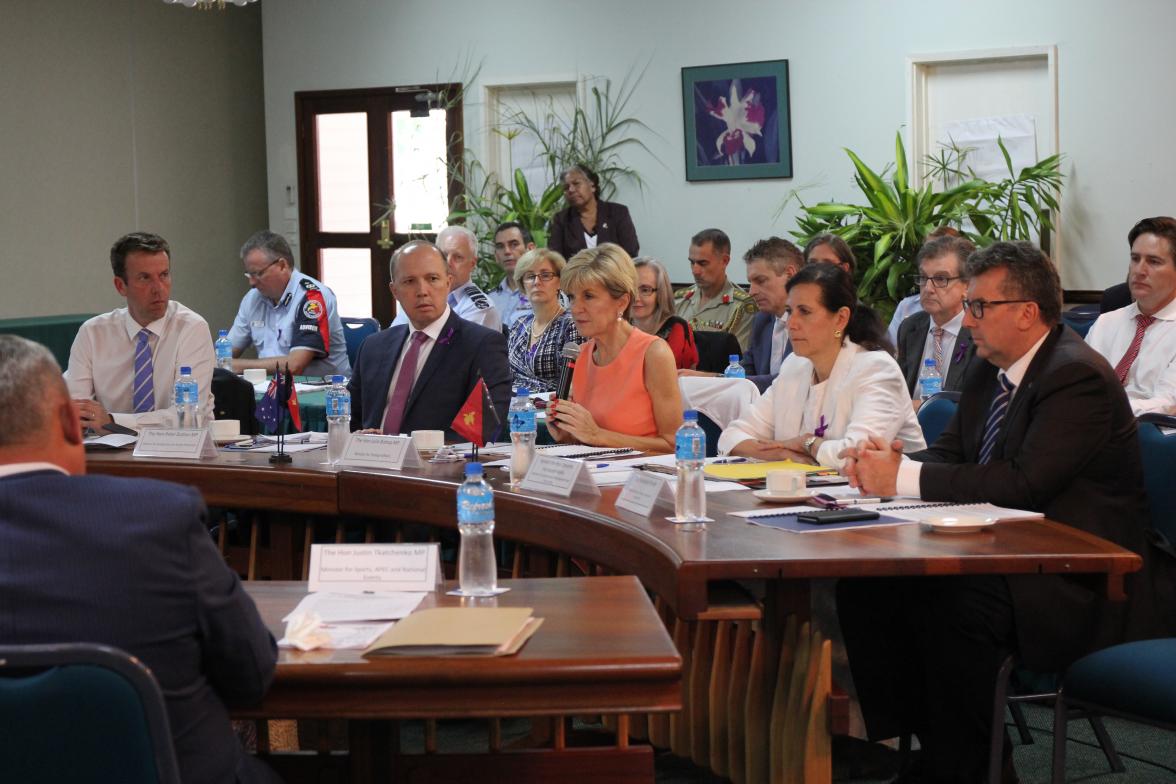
[251,380,330,395]
[83,433,137,449]
[588,456,746,492]
[282,591,426,623]
[227,432,328,452]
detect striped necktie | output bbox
[132,328,154,413]
[1113,314,1156,385]
[932,327,945,371]
[978,374,1015,464]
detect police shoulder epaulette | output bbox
[466,286,490,309]
[299,278,320,292]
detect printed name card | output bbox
[338,434,423,470]
[615,471,676,517]
[308,543,442,593]
[518,454,600,498]
[133,428,217,460]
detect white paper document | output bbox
[281,591,426,623]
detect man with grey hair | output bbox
[391,225,501,331]
[65,231,215,431]
[0,335,279,783]
[229,229,350,376]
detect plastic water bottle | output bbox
[919,357,943,400]
[674,410,707,529]
[456,462,498,595]
[723,355,746,379]
[174,366,198,428]
[214,329,233,371]
[508,387,537,485]
[325,375,351,464]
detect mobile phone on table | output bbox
[795,509,880,525]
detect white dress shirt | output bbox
[381,305,452,426]
[1086,298,1176,415]
[920,310,965,374]
[718,341,926,469]
[0,462,67,479]
[896,329,1050,496]
[65,301,214,429]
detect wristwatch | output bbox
[803,435,819,456]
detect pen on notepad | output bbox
[711,457,749,464]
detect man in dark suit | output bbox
[895,235,979,402]
[838,241,1149,783]
[679,236,800,391]
[0,335,278,784]
[350,240,512,440]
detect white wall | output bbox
[262,0,1174,290]
[0,0,267,333]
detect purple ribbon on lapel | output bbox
[953,338,969,365]
[814,415,828,438]
[437,326,456,346]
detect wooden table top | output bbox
[239,577,682,719]
[87,450,1144,616]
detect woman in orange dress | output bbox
[547,244,682,453]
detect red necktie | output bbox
[382,331,428,434]
[1113,314,1156,385]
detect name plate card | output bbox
[308,543,442,593]
[133,428,217,460]
[518,454,600,498]
[338,434,423,470]
[615,471,676,517]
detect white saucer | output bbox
[919,515,997,534]
[753,488,816,504]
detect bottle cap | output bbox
[180,366,191,374]
[924,358,936,366]
[729,354,739,362]
[465,462,483,476]
[218,329,228,337]
[516,387,531,397]
[330,375,344,384]
[683,409,699,421]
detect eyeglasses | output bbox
[962,297,1032,319]
[243,258,281,281]
[914,274,961,289]
[637,285,656,297]
[522,271,559,285]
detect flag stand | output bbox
[269,363,293,464]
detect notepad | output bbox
[703,460,833,481]
[363,607,542,657]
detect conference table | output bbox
[243,577,681,782]
[86,448,1143,783]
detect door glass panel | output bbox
[391,109,449,234]
[316,113,371,233]
[319,248,373,319]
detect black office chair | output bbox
[692,330,743,374]
[0,642,181,784]
[212,367,259,435]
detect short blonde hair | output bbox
[561,243,637,319]
[513,248,567,286]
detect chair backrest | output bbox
[692,330,743,374]
[1062,305,1100,338]
[0,643,180,784]
[917,393,959,445]
[211,367,259,435]
[342,317,380,367]
[1137,421,1176,552]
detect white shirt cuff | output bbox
[895,456,923,498]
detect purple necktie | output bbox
[132,328,154,413]
[382,331,428,435]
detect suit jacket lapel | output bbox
[902,313,928,392]
[374,328,408,418]
[945,325,973,390]
[405,312,461,414]
[997,326,1062,457]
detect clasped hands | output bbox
[729,435,815,464]
[73,398,114,431]
[839,435,903,496]
[547,399,602,444]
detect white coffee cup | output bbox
[766,469,806,495]
[411,429,444,452]
[243,368,267,385]
[211,419,241,440]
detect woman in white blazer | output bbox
[718,262,925,469]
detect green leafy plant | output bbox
[788,132,1063,318]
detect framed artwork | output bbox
[681,59,792,181]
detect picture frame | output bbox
[681,59,792,182]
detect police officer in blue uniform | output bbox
[229,230,351,377]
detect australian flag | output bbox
[255,366,302,434]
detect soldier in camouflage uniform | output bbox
[674,228,756,350]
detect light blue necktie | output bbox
[978,374,1015,464]
[132,328,154,413]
